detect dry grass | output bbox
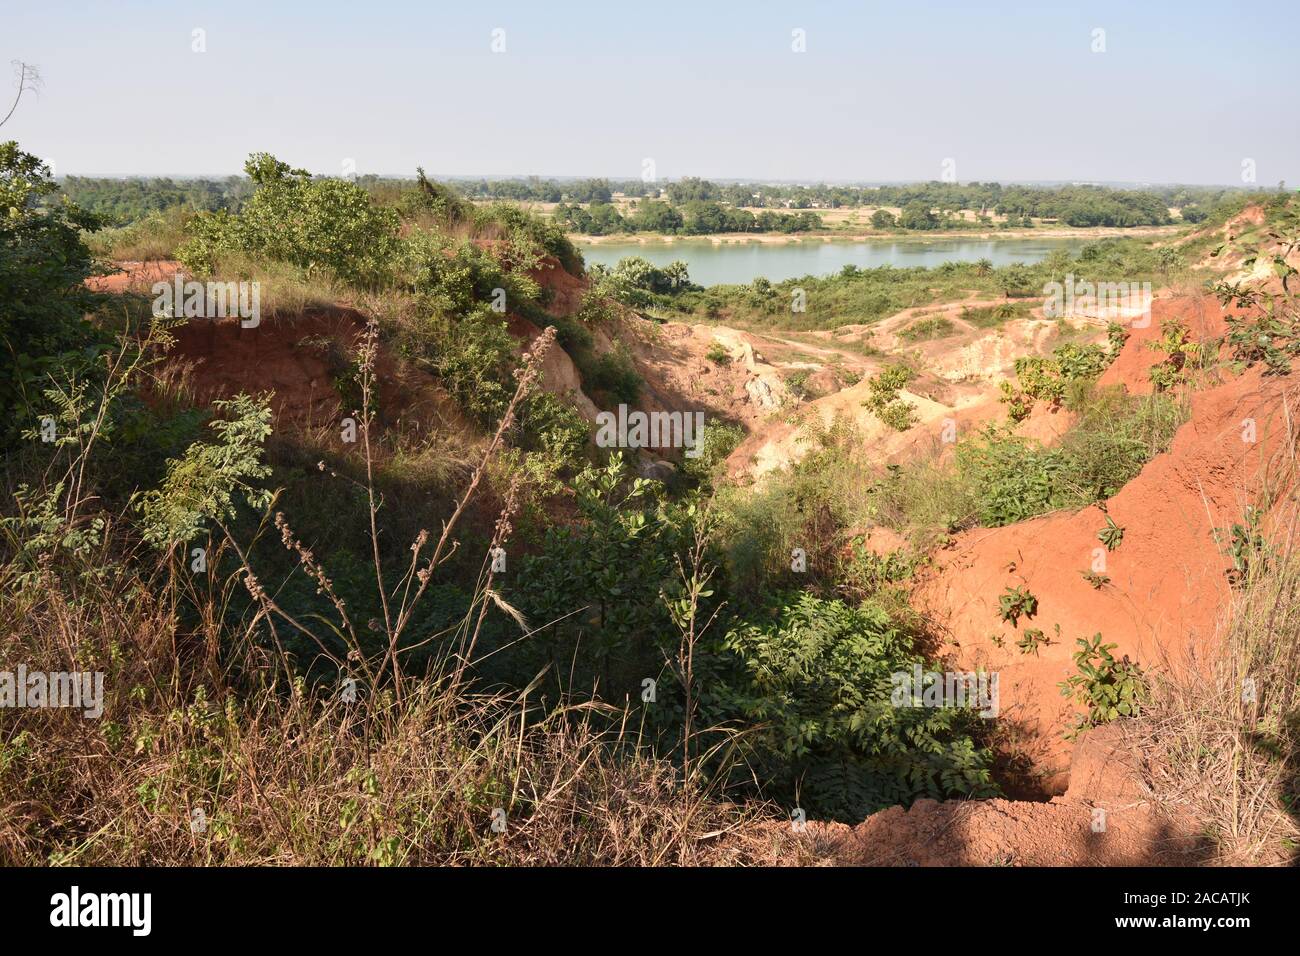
[1134,507,1300,865]
[87,207,192,261]
[0,319,764,867]
[0,551,758,865]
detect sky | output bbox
[3,0,1296,185]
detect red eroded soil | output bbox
[527,255,586,317]
[743,724,1206,865]
[86,260,182,294]
[161,309,469,436]
[912,295,1296,789]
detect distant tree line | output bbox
[57,171,1270,234]
[553,199,823,236]
[58,175,254,225]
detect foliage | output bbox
[138,394,274,546]
[0,142,107,442]
[1017,628,1049,655]
[997,585,1038,628]
[1097,515,1124,552]
[582,345,642,405]
[1080,569,1110,589]
[177,153,402,287]
[862,364,918,431]
[1058,633,1145,737]
[702,592,995,820]
[513,454,684,693]
[898,316,956,341]
[1212,505,1268,587]
[1146,317,1201,390]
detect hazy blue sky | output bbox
[3,0,1295,184]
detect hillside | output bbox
[4,141,1300,869]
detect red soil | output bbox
[913,295,1295,789]
[162,309,469,437]
[746,724,1206,866]
[86,260,181,294]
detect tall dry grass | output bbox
[1134,402,1300,865]
[0,320,760,866]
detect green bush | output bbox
[862,364,918,431]
[178,153,402,287]
[585,345,642,404]
[513,454,684,694]
[0,142,107,442]
[702,592,995,820]
[898,316,956,342]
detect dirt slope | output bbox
[913,295,1296,788]
[740,724,1206,866]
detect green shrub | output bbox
[898,316,956,342]
[512,454,684,694]
[679,421,744,487]
[0,142,107,442]
[702,592,995,820]
[1058,633,1145,737]
[138,394,274,546]
[862,364,918,431]
[178,153,402,287]
[585,345,642,404]
[958,427,1065,526]
[997,585,1038,627]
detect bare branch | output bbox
[0,61,42,129]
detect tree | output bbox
[0,142,105,440]
[899,201,938,230]
[998,263,1033,299]
[870,209,897,229]
[629,200,683,233]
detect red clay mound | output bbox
[913,295,1295,789]
[162,309,469,436]
[528,255,586,317]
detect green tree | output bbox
[899,201,938,230]
[0,142,105,441]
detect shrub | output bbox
[585,345,642,405]
[702,592,995,820]
[1058,633,1145,737]
[959,427,1065,526]
[997,585,1038,627]
[679,421,744,487]
[898,316,956,342]
[178,152,402,288]
[138,394,274,546]
[0,142,106,442]
[862,364,918,431]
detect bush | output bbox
[0,142,106,442]
[178,153,402,287]
[702,592,995,820]
[862,364,918,431]
[898,316,956,342]
[585,345,642,404]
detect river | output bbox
[577,237,1086,286]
